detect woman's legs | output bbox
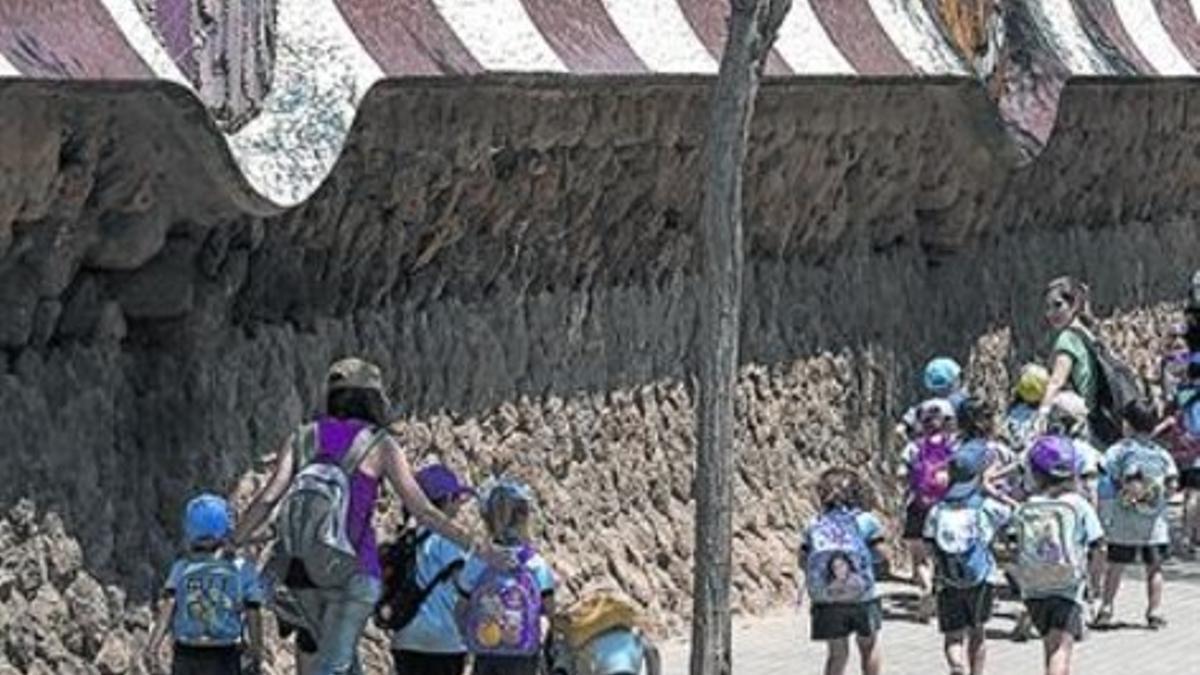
[315,574,382,675]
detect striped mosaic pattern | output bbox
[2,0,1198,82]
[1,0,1195,203]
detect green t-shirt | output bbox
[1054,329,1097,407]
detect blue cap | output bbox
[924,358,962,395]
[184,493,231,545]
[944,440,990,501]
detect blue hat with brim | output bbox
[944,440,990,501]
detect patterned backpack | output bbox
[909,434,956,508]
[1012,500,1086,598]
[462,547,543,656]
[804,510,875,605]
[171,555,247,646]
[930,499,991,589]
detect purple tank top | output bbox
[313,416,382,579]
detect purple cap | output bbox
[1029,435,1077,479]
[416,464,474,502]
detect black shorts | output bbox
[172,645,241,675]
[903,502,930,540]
[1024,598,1085,641]
[392,650,467,675]
[1107,544,1170,566]
[810,600,883,641]
[936,584,994,634]
[473,655,541,675]
[1180,468,1200,490]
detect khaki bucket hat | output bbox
[327,357,386,395]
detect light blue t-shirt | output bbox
[166,553,263,646]
[392,530,470,654]
[1101,438,1178,546]
[802,510,885,601]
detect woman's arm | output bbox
[1040,352,1075,418]
[380,440,469,544]
[232,437,297,547]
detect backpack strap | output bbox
[340,426,390,476]
[291,423,319,475]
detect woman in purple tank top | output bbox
[234,357,508,675]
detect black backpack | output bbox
[374,528,464,631]
[1067,327,1146,445]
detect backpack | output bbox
[1012,500,1086,598]
[374,528,465,631]
[909,434,956,508]
[804,511,875,605]
[1111,442,1171,518]
[462,546,544,656]
[930,500,991,589]
[1005,405,1039,454]
[1167,400,1200,469]
[171,555,247,646]
[1066,328,1146,446]
[276,424,386,589]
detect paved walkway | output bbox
[663,550,1200,674]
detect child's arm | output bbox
[245,608,264,670]
[142,595,174,671]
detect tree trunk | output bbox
[690,2,790,675]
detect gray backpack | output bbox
[277,423,386,589]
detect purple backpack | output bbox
[463,546,543,656]
[910,433,955,508]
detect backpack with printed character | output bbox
[463,546,544,656]
[909,434,955,509]
[931,500,991,589]
[172,556,248,646]
[1012,500,1086,598]
[276,423,387,589]
[1113,443,1172,518]
[804,511,875,605]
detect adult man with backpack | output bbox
[1096,401,1178,629]
[924,440,1014,675]
[232,357,508,675]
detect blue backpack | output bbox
[804,511,875,604]
[930,498,991,588]
[171,555,250,646]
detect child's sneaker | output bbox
[1146,613,1167,630]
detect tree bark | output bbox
[690,2,790,675]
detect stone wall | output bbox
[0,76,1199,673]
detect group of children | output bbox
[801,356,1190,675]
[142,469,555,675]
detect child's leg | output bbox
[1101,561,1125,612]
[1187,488,1200,543]
[943,630,967,675]
[1146,556,1165,620]
[967,626,987,675]
[1042,629,1075,675]
[824,638,851,675]
[855,634,882,675]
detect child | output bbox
[899,398,958,622]
[389,465,476,675]
[456,478,555,675]
[1006,364,1049,455]
[144,494,264,675]
[1154,351,1200,552]
[801,468,887,675]
[924,440,1014,675]
[897,358,967,441]
[1097,401,1178,629]
[1012,436,1104,675]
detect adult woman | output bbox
[1039,277,1106,442]
[233,357,505,675]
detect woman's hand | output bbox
[478,540,518,569]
